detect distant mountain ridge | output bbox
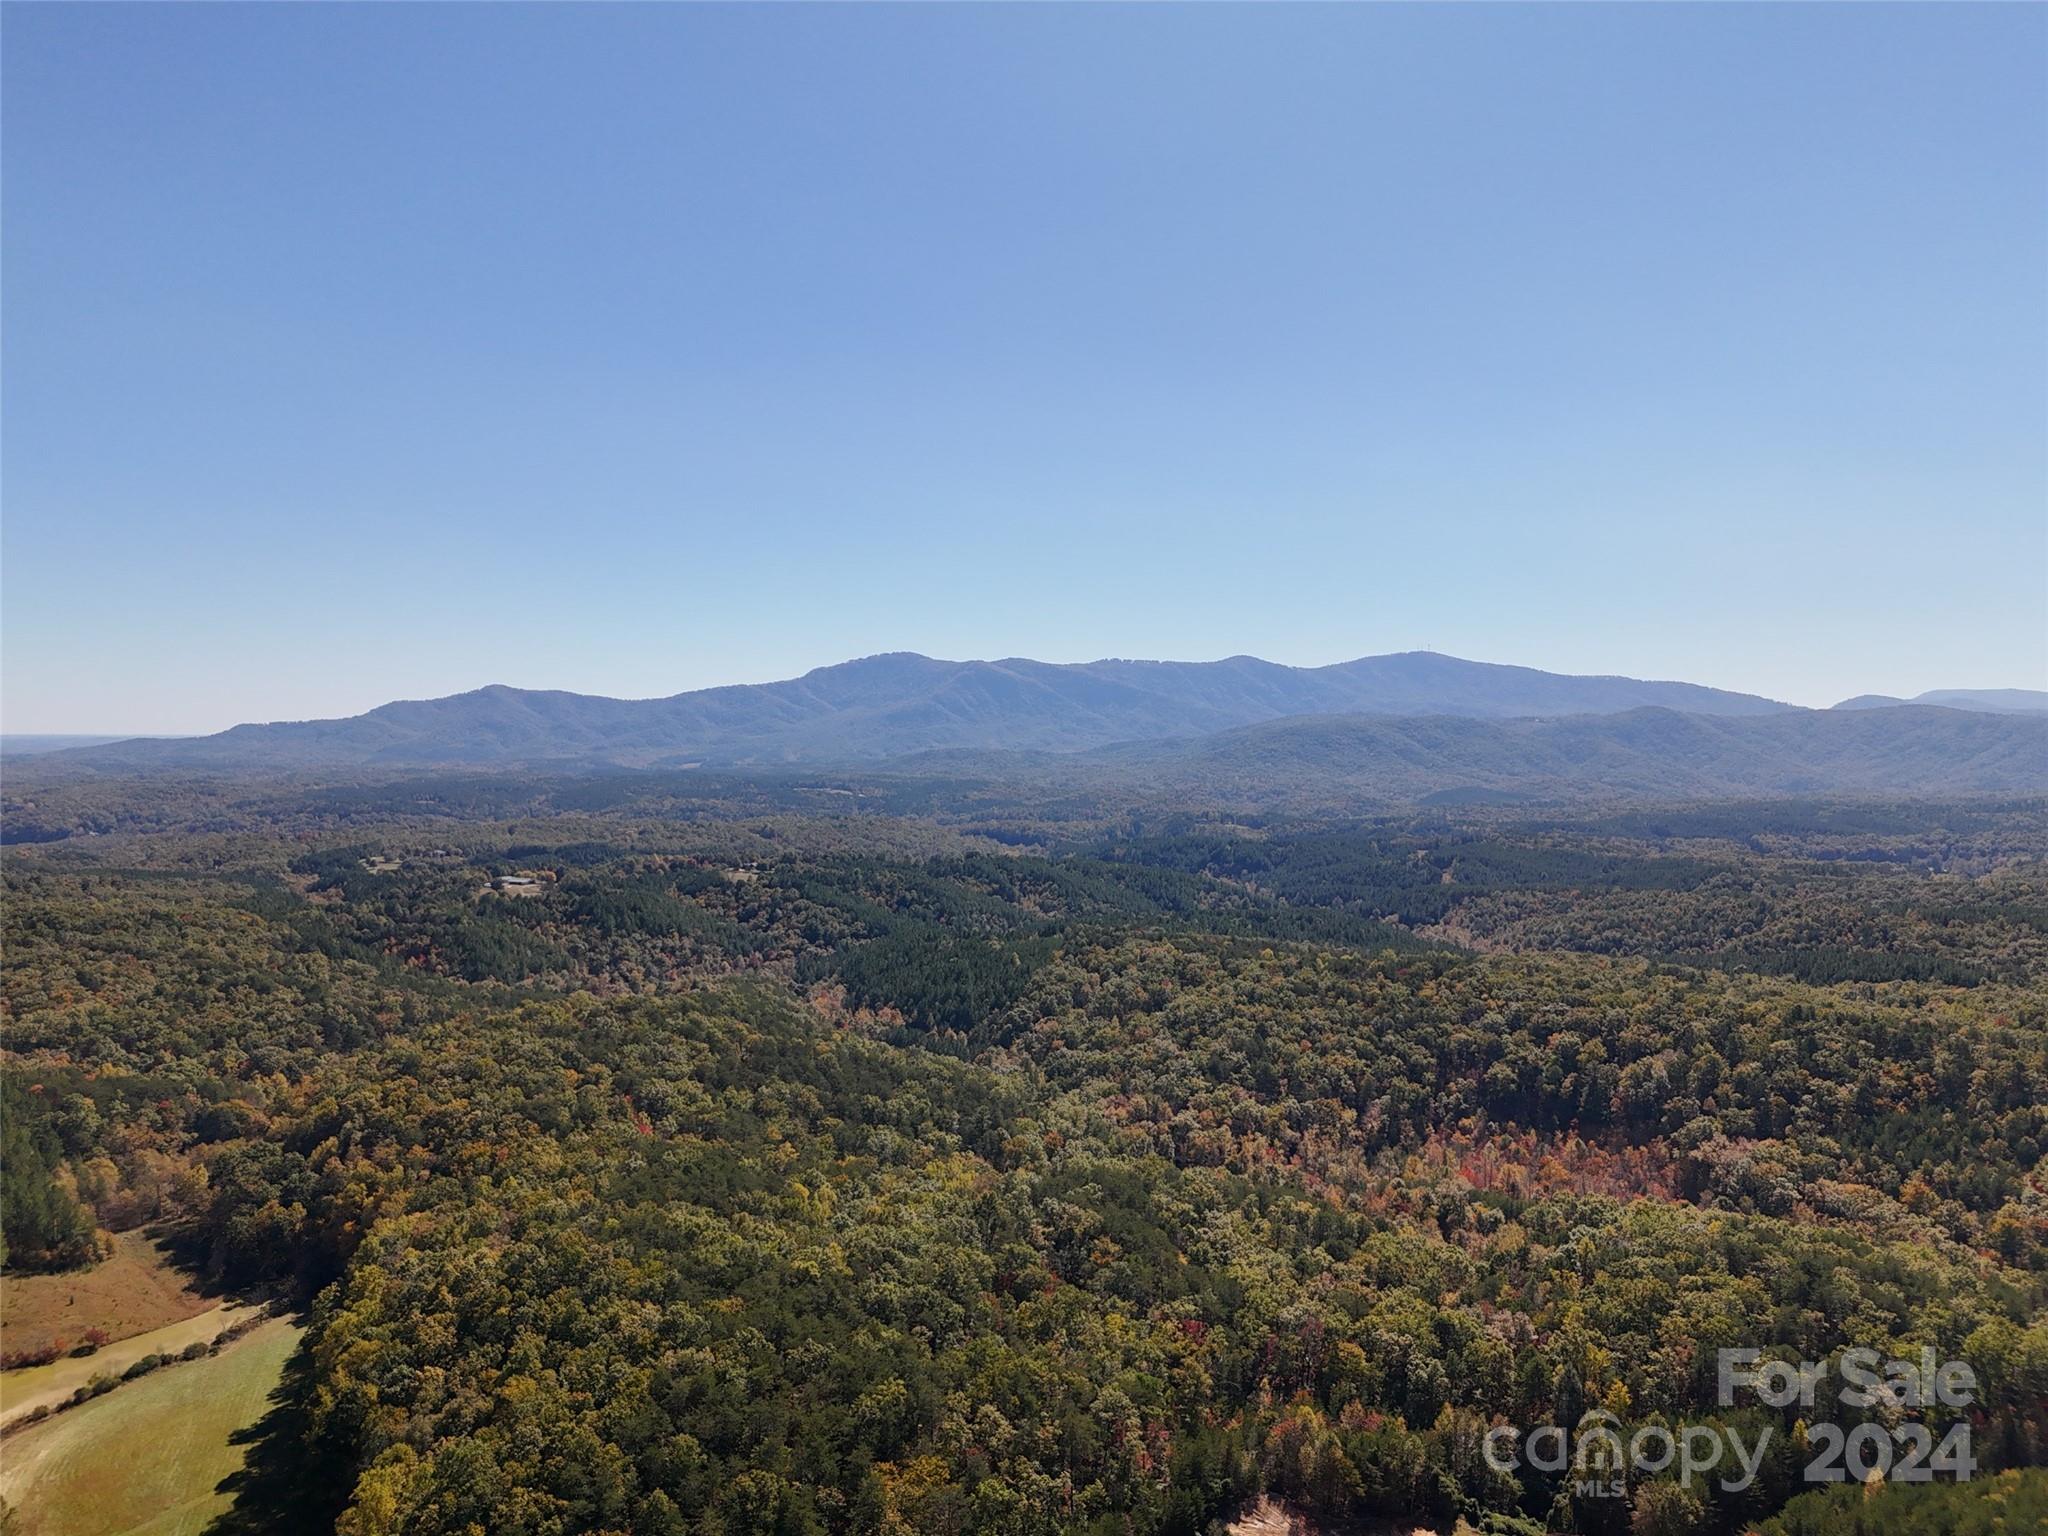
[0,734,191,756]
[49,651,1799,771]
[1833,687,2048,714]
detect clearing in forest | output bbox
[0,1300,266,1431]
[0,1230,213,1360]
[0,1314,302,1536]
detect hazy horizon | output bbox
[5,5,2045,733]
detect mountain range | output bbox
[44,651,1794,770]
[27,651,2046,802]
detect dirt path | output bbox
[0,1315,303,1536]
[0,1299,265,1430]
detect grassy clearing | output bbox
[1,1231,212,1358]
[0,1300,265,1429]
[0,1315,302,1536]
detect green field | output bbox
[0,1317,302,1536]
[0,1302,265,1432]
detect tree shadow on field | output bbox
[203,1325,352,1536]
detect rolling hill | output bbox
[1832,687,2048,713]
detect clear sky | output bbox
[4,4,2044,733]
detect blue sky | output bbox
[4,4,2043,732]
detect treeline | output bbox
[0,1074,97,1269]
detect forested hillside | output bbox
[2,791,2043,1535]
[1071,707,2048,804]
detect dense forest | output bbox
[2,785,2043,1534]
